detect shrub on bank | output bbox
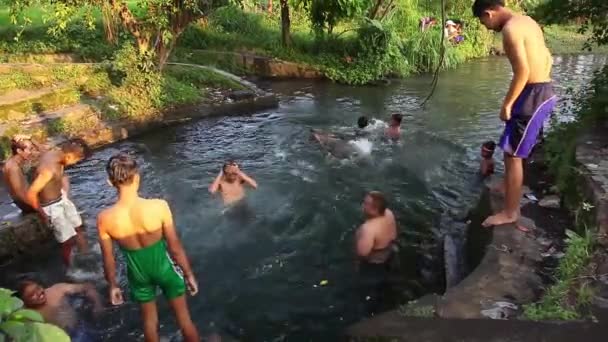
[178,3,493,84]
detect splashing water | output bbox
[349,138,373,155]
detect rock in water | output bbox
[228,90,255,101]
[539,195,561,209]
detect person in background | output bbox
[26,138,91,265]
[97,153,200,342]
[420,17,437,31]
[385,114,403,139]
[473,0,557,230]
[209,161,258,206]
[445,20,459,39]
[18,279,103,341]
[480,140,496,178]
[3,135,37,214]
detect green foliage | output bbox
[296,0,373,34]
[523,229,595,320]
[543,65,608,209]
[164,65,245,90]
[80,68,112,96]
[160,75,202,107]
[535,0,608,49]
[0,287,70,341]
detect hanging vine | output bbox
[421,0,447,107]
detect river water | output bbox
[1,55,606,341]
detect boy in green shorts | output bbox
[97,153,200,341]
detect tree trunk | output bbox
[268,0,273,14]
[368,0,384,20]
[280,0,292,47]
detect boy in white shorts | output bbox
[26,138,91,265]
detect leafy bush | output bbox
[160,75,202,107]
[0,288,70,341]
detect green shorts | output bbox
[121,239,186,303]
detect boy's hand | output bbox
[109,286,124,306]
[186,274,198,296]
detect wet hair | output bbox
[10,138,29,155]
[472,0,505,17]
[482,140,496,151]
[16,280,39,299]
[367,191,387,214]
[106,153,139,187]
[223,160,237,173]
[357,116,369,129]
[391,114,403,125]
[59,138,91,160]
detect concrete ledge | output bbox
[435,186,543,318]
[0,214,54,263]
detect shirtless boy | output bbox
[3,135,36,213]
[480,140,496,178]
[385,114,402,140]
[19,279,103,340]
[26,138,91,265]
[473,0,556,229]
[209,161,258,206]
[356,191,398,264]
[97,153,199,342]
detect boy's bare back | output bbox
[98,198,171,249]
[503,15,552,83]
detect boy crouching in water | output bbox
[480,140,496,178]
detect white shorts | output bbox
[41,192,82,243]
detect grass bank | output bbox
[522,65,608,321]
[0,49,247,159]
[176,4,493,84]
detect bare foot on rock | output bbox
[482,211,519,228]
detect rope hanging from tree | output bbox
[420,0,447,107]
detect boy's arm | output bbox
[501,24,530,121]
[26,169,53,221]
[161,200,194,277]
[238,170,258,189]
[97,214,118,289]
[61,283,103,312]
[209,169,223,194]
[355,225,374,258]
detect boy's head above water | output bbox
[18,280,46,307]
[481,140,496,158]
[223,160,240,182]
[357,116,369,129]
[390,114,403,127]
[363,191,387,217]
[106,153,140,188]
[60,138,91,166]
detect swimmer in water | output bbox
[26,138,91,265]
[385,114,402,140]
[18,279,103,341]
[473,0,556,229]
[97,153,200,342]
[480,140,496,178]
[356,191,398,264]
[209,161,258,206]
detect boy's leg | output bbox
[483,153,522,227]
[60,238,76,265]
[168,295,199,342]
[74,226,88,253]
[140,301,160,342]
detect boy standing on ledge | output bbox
[473,0,557,230]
